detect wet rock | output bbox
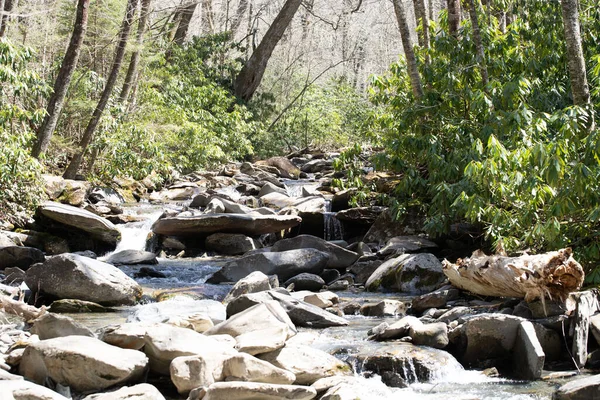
[49,299,112,313]
[19,336,148,392]
[363,209,423,244]
[348,260,383,285]
[223,352,296,384]
[57,179,91,206]
[360,300,406,317]
[226,291,275,318]
[134,266,167,279]
[410,322,449,349]
[259,345,351,385]
[224,271,272,304]
[354,342,462,384]
[25,254,142,306]
[296,291,338,309]
[82,384,165,400]
[205,233,260,255]
[88,186,125,205]
[38,202,121,246]
[301,159,333,173]
[127,297,226,325]
[259,182,288,197]
[268,290,348,328]
[365,253,445,294]
[271,235,359,269]
[149,185,201,201]
[437,306,474,324]
[327,279,350,291]
[190,192,211,208]
[284,273,326,292]
[205,197,226,214]
[0,246,45,270]
[105,249,158,265]
[553,374,600,400]
[512,321,545,380]
[152,213,302,236]
[368,316,421,341]
[320,269,340,284]
[31,313,95,340]
[339,301,361,315]
[528,297,577,318]
[200,381,317,400]
[590,313,600,345]
[206,249,329,283]
[0,232,17,247]
[256,156,301,179]
[411,286,460,314]
[1,380,69,400]
[378,235,437,256]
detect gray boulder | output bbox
[224,271,272,304]
[1,380,69,400]
[259,182,288,197]
[38,202,120,245]
[31,313,95,340]
[378,235,438,256]
[411,285,460,314]
[25,254,142,306]
[365,253,445,294]
[127,297,226,325]
[206,249,329,283]
[360,300,406,317]
[284,273,326,292]
[271,235,358,269]
[512,321,545,380]
[0,246,45,270]
[105,249,158,265]
[152,213,301,236]
[409,322,449,349]
[205,233,260,255]
[553,374,600,400]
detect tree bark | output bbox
[233,0,302,102]
[174,2,197,45]
[1,294,46,321]
[414,0,430,64]
[560,0,591,107]
[63,0,137,179]
[393,0,424,100]
[120,0,151,104]
[466,0,488,87]
[202,0,215,35]
[32,0,90,158]
[442,248,585,302]
[0,0,14,38]
[447,0,460,38]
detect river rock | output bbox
[1,380,69,400]
[0,246,45,270]
[268,290,348,328]
[223,352,296,384]
[271,235,359,269]
[259,345,352,385]
[144,324,236,375]
[365,253,445,294]
[284,273,326,292]
[206,249,329,284]
[30,313,95,340]
[205,233,260,255]
[152,213,301,236]
[19,336,148,392]
[25,254,142,306]
[49,299,111,313]
[512,321,545,380]
[335,207,384,225]
[101,322,153,350]
[223,271,272,304]
[261,192,296,209]
[55,179,90,206]
[127,297,226,325]
[301,159,333,173]
[553,374,600,400]
[170,352,233,394]
[256,156,301,179]
[105,249,158,265]
[259,182,288,197]
[294,291,338,309]
[88,186,125,205]
[200,381,317,400]
[411,285,460,314]
[0,232,17,247]
[409,322,449,349]
[226,291,275,317]
[590,313,600,345]
[38,202,120,245]
[355,342,462,385]
[82,384,164,400]
[378,235,438,256]
[360,300,406,317]
[368,316,421,341]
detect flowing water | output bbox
[112,203,164,253]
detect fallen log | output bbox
[0,294,46,321]
[442,248,584,302]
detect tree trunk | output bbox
[32,0,90,158]
[174,2,197,45]
[393,0,424,100]
[414,0,430,64]
[230,0,248,35]
[560,0,591,107]
[0,0,14,38]
[202,0,215,35]
[442,248,585,302]
[63,0,137,179]
[120,0,151,104]
[447,0,460,38]
[466,0,488,87]
[1,294,46,321]
[233,0,302,102]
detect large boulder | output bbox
[271,235,358,269]
[205,233,260,255]
[82,384,165,400]
[19,336,148,392]
[256,156,301,179]
[0,246,45,270]
[30,313,95,340]
[223,271,272,304]
[104,250,158,265]
[199,382,317,400]
[127,298,226,325]
[170,352,234,395]
[152,213,301,236]
[365,253,445,294]
[223,353,296,384]
[38,202,120,245]
[25,254,142,306]
[206,249,329,283]
[553,374,600,400]
[259,345,352,385]
[284,273,325,292]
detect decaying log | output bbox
[0,294,46,322]
[442,248,584,302]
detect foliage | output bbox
[369,1,600,282]
[0,39,48,222]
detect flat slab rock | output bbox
[152,213,302,236]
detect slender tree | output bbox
[560,0,591,107]
[63,0,137,179]
[447,0,460,38]
[173,1,197,45]
[32,0,90,158]
[466,0,488,87]
[413,0,430,64]
[0,0,14,38]
[202,0,215,34]
[393,0,423,99]
[120,0,151,104]
[233,0,302,102]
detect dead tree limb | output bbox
[0,294,46,321]
[442,248,584,302]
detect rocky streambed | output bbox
[1,153,600,399]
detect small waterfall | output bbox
[284,180,319,198]
[113,208,163,253]
[324,200,344,241]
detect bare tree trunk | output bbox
[561,0,591,107]
[466,0,488,87]
[1,294,46,321]
[120,0,151,104]
[442,248,584,302]
[174,2,197,45]
[63,0,137,179]
[234,0,302,102]
[393,0,424,100]
[32,0,90,158]
[447,0,460,38]
[230,0,248,35]
[0,0,14,38]
[415,0,430,64]
[202,0,215,34]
